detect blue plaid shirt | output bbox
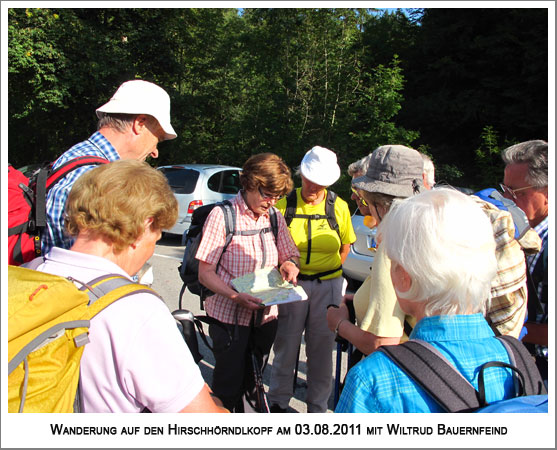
[43,132,120,253]
[335,314,516,413]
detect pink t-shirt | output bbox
[33,248,205,413]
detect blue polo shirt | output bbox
[336,314,516,413]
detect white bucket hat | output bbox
[299,146,341,187]
[96,80,177,140]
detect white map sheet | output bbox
[231,267,308,306]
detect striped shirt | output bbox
[196,192,300,326]
[43,132,120,253]
[336,314,516,413]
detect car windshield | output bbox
[159,167,199,194]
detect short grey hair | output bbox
[420,153,435,188]
[97,112,140,133]
[379,188,497,317]
[347,154,373,177]
[501,140,548,188]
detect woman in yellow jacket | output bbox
[268,146,356,413]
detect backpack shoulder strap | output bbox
[269,207,279,241]
[219,200,236,252]
[284,190,298,226]
[379,340,479,412]
[46,156,109,191]
[496,335,547,395]
[34,156,109,228]
[325,190,340,236]
[78,274,162,319]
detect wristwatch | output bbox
[286,257,299,268]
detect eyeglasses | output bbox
[351,187,368,207]
[499,183,533,200]
[258,187,283,202]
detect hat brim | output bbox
[96,105,177,141]
[352,175,417,198]
[300,163,340,187]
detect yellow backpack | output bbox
[8,264,157,413]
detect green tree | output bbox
[397,8,548,187]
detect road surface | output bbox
[149,233,349,413]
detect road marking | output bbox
[153,252,182,262]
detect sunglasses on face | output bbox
[258,187,283,202]
[351,187,368,207]
[499,183,533,200]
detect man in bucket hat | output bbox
[43,80,177,253]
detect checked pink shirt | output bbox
[196,192,299,326]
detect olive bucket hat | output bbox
[352,145,424,198]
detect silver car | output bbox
[157,164,242,240]
[342,210,377,289]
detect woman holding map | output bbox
[196,153,300,413]
[268,146,356,413]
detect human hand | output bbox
[279,260,299,286]
[233,292,266,311]
[326,302,349,332]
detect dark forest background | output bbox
[8,8,549,198]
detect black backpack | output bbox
[283,189,341,279]
[178,200,279,309]
[379,335,547,413]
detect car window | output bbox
[207,170,241,194]
[159,168,199,194]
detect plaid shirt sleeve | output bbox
[42,132,119,254]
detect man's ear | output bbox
[131,114,149,136]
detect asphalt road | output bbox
[149,233,349,413]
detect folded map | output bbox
[231,267,308,306]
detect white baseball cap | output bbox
[96,80,177,140]
[300,146,341,187]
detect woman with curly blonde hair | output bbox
[33,160,228,413]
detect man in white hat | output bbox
[268,146,356,413]
[43,80,177,253]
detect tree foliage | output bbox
[8,7,549,197]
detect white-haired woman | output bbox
[336,188,518,413]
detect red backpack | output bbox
[8,156,108,265]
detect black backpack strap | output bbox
[269,207,279,241]
[379,340,480,412]
[325,190,340,237]
[496,335,547,395]
[284,190,298,227]
[33,167,50,228]
[219,200,236,253]
[297,266,342,281]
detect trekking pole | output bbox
[333,341,342,408]
[252,351,270,413]
[292,343,301,393]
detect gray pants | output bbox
[268,276,343,412]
